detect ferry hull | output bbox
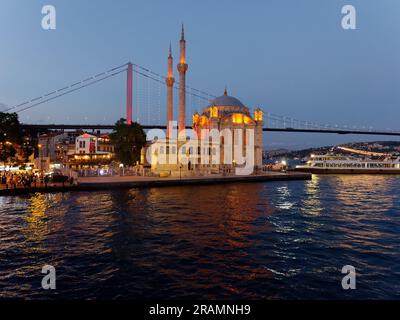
[295,168,400,174]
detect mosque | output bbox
[142,26,264,177]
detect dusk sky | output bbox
[1,0,399,149]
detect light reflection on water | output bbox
[331,175,395,214]
[301,175,322,216]
[0,175,400,299]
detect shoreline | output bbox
[0,172,311,196]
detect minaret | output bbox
[177,24,188,140]
[166,43,175,140]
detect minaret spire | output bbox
[166,43,175,140]
[177,24,188,140]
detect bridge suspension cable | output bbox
[264,112,396,134]
[5,63,129,113]
[5,61,217,116]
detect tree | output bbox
[109,119,146,166]
[0,112,22,145]
[0,112,22,163]
[0,112,43,162]
[0,144,16,163]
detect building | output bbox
[36,131,72,171]
[97,133,115,154]
[193,89,264,170]
[67,133,114,169]
[75,133,97,154]
[34,130,115,173]
[143,27,264,177]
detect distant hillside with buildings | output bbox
[265,141,400,160]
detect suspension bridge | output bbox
[4,61,400,137]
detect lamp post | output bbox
[38,144,43,172]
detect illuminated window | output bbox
[200,116,209,126]
[232,113,243,124]
[211,107,218,118]
[193,113,199,124]
[244,116,253,124]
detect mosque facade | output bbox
[142,26,264,177]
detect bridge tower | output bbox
[166,43,175,139]
[177,24,188,140]
[126,62,133,125]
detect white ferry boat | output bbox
[295,154,400,174]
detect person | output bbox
[44,175,49,188]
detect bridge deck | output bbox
[21,124,400,136]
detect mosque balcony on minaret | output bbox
[177,63,188,73]
[165,77,175,86]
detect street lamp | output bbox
[38,144,43,172]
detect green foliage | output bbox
[0,144,16,163]
[109,119,147,166]
[0,112,21,144]
[0,112,22,163]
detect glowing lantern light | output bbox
[254,108,263,122]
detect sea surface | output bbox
[1,175,399,299]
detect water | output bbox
[1,175,400,299]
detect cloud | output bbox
[0,103,7,111]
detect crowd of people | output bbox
[0,172,51,189]
[0,171,74,189]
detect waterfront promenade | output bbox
[0,172,311,196]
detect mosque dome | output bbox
[202,89,250,117]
